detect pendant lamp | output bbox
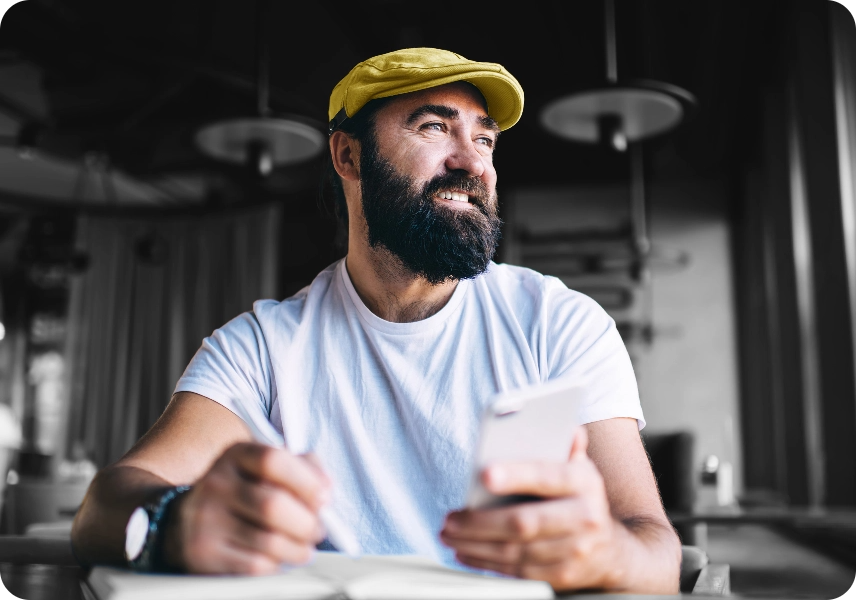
[194,0,324,177]
[539,0,696,151]
[538,0,695,345]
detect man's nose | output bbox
[445,137,486,178]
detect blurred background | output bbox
[0,0,853,596]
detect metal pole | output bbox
[788,79,826,510]
[630,143,650,259]
[605,0,618,83]
[256,0,271,117]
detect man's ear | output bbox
[329,131,360,182]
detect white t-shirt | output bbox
[175,259,643,566]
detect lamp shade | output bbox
[540,80,696,150]
[195,117,325,175]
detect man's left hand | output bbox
[440,426,625,591]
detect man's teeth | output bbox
[439,191,469,202]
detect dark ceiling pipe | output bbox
[256,0,272,118]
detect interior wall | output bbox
[642,178,742,496]
[504,175,742,496]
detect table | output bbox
[0,536,734,600]
[1,563,84,600]
[668,506,856,527]
[0,536,83,600]
[669,506,856,567]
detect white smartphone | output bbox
[465,377,584,510]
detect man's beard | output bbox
[358,138,502,285]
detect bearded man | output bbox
[71,49,681,594]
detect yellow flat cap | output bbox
[328,48,524,133]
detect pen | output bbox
[302,448,362,558]
[318,504,362,558]
[233,404,362,558]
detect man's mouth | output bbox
[435,190,471,203]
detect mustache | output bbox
[421,173,492,208]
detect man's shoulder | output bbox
[481,262,578,298]
[252,259,343,321]
[479,262,607,317]
[481,261,547,288]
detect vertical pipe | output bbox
[830,3,856,433]
[256,0,271,117]
[788,79,826,509]
[629,143,652,346]
[604,0,618,83]
[761,193,790,496]
[630,143,650,258]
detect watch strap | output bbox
[128,484,192,572]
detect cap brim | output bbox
[345,70,524,131]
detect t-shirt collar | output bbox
[339,257,471,334]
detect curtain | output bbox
[62,204,281,467]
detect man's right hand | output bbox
[163,442,331,574]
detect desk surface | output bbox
[2,562,84,600]
[0,562,740,600]
[0,535,823,600]
[669,506,856,527]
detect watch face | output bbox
[125,506,150,562]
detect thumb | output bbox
[569,425,589,460]
[301,452,333,488]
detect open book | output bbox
[83,552,555,600]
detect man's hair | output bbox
[324,97,393,227]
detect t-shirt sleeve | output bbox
[174,311,283,444]
[543,277,646,430]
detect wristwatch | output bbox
[125,485,192,571]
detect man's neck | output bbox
[345,242,458,324]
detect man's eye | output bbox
[476,137,495,148]
[421,122,445,132]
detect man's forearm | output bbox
[71,464,175,567]
[605,515,682,594]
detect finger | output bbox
[443,499,580,542]
[440,535,524,564]
[453,554,565,583]
[228,443,330,510]
[189,540,280,575]
[569,425,589,460]
[441,532,574,565]
[228,478,325,543]
[225,518,315,566]
[482,459,593,497]
[301,452,333,487]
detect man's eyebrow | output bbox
[478,115,500,133]
[406,104,459,125]
[405,104,500,133]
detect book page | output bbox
[88,554,554,600]
[87,566,337,600]
[302,553,555,600]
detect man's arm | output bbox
[441,417,681,594]
[585,417,682,592]
[71,392,330,573]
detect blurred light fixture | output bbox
[537,0,695,347]
[539,0,696,151]
[195,118,323,178]
[194,0,324,177]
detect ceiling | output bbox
[0,0,783,213]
